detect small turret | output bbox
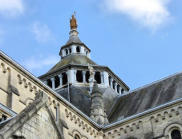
[90,82,108,125]
[59,14,91,59]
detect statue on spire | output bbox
[70,12,77,30]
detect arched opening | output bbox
[74,134,80,139]
[86,71,90,83]
[109,76,111,86]
[171,129,182,139]
[76,70,83,82]
[95,72,101,84]
[65,49,68,55]
[55,76,60,88]
[0,114,7,122]
[76,46,80,53]
[121,88,124,94]
[69,48,72,54]
[47,79,52,88]
[12,135,25,139]
[62,72,68,85]
[113,81,116,90]
[117,85,120,93]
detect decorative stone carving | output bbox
[90,82,108,125]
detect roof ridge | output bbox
[129,71,182,93]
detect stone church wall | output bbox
[103,102,182,139]
[9,107,59,139]
[0,54,102,139]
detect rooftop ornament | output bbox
[70,13,77,30]
[88,64,95,94]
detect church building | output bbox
[0,15,182,139]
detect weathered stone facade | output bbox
[0,16,182,139]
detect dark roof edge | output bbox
[129,71,182,93]
[0,51,102,130]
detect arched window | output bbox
[113,81,116,89]
[76,46,80,53]
[47,79,52,88]
[12,135,25,139]
[117,85,120,93]
[95,72,101,84]
[0,114,7,122]
[65,49,68,55]
[74,134,80,139]
[171,129,182,139]
[55,75,60,88]
[86,71,90,83]
[62,72,68,85]
[76,70,83,82]
[69,48,72,54]
[121,88,124,94]
[109,76,111,86]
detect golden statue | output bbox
[70,14,77,30]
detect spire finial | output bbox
[70,12,77,30]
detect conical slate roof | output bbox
[66,35,83,45]
[47,55,97,74]
[60,34,90,52]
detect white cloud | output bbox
[0,0,24,17]
[31,22,54,43]
[23,55,59,71]
[104,0,171,30]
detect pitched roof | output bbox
[60,35,90,52]
[109,72,182,122]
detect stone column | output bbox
[67,69,75,84]
[90,82,108,125]
[72,45,76,53]
[58,74,62,88]
[74,70,77,83]
[114,82,117,92]
[82,71,86,83]
[110,78,113,88]
[62,49,65,57]
[80,46,84,54]
[119,86,122,94]
[101,72,104,84]
[51,77,55,89]
[102,71,109,87]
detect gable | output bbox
[0,92,64,139]
[12,107,60,139]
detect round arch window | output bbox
[171,129,182,139]
[74,134,80,139]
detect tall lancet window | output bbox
[74,134,80,139]
[76,46,80,53]
[95,72,101,84]
[76,70,83,82]
[171,129,182,139]
[62,72,68,85]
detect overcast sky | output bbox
[0,0,182,90]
